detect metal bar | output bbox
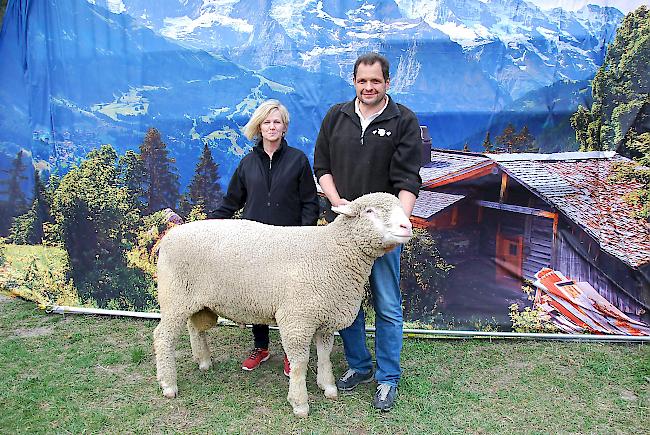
[45,305,650,342]
[397,328,650,342]
[48,305,162,319]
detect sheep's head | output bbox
[331,192,413,255]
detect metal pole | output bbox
[47,304,162,319]
[45,305,650,343]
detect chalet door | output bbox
[495,233,523,282]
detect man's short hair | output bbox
[353,53,390,81]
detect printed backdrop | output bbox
[1,0,648,333]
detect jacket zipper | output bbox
[267,155,272,206]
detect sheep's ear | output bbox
[331,203,356,217]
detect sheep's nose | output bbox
[400,220,413,235]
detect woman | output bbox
[210,100,319,376]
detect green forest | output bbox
[0,128,223,310]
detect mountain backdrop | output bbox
[0,0,626,194]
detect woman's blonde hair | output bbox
[243,100,290,141]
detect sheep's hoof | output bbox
[324,385,338,399]
[162,386,178,398]
[292,404,309,417]
[198,360,212,371]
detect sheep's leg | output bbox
[153,316,186,398]
[314,331,337,399]
[287,356,310,417]
[187,316,211,371]
[279,326,312,417]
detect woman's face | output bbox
[260,109,286,145]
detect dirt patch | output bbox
[14,326,54,338]
[251,405,272,416]
[0,294,13,303]
[94,363,145,382]
[620,390,637,401]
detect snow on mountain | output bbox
[96,0,621,101]
[1,0,627,189]
[160,11,253,39]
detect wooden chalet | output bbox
[413,149,650,324]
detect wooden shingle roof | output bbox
[412,191,466,219]
[491,152,650,268]
[420,150,492,186]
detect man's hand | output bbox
[332,198,350,206]
[318,174,349,207]
[398,190,417,217]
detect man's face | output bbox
[354,62,390,110]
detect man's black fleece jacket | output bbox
[313,96,422,204]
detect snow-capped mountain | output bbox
[111,0,623,100]
[0,0,626,192]
[0,0,348,187]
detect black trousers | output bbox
[252,324,270,349]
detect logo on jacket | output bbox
[372,128,392,137]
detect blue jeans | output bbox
[339,247,403,387]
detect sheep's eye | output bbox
[364,208,374,214]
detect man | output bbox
[313,52,422,411]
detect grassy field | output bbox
[1,243,67,275]
[0,294,648,434]
[0,243,72,306]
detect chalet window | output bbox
[509,243,518,256]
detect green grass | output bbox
[0,243,74,307]
[0,295,648,434]
[2,243,67,275]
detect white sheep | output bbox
[153,192,413,417]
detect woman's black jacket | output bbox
[209,139,319,226]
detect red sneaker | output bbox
[241,348,270,371]
[283,354,291,377]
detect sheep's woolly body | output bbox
[157,220,373,329]
[153,192,412,417]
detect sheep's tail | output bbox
[151,221,180,257]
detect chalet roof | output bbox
[420,150,492,185]
[492,152,650,268]
[412,191,466,219]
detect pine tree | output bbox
[119,150,147,211]
[8,150,29,213]
[462,142,470,152]
[514,126,537,152]
[10,171,51,244]
[187,143,222,213]
[30,171,51,243]
[0,151,30,235]
[139,128,180,213]
[494,124,537,153]
[482,132,493,153]
[495,124,517,153]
